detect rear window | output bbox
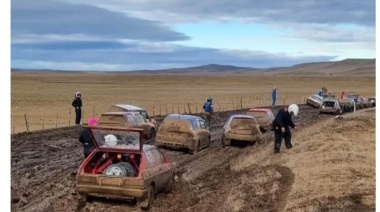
[98,114,125,125]
[160,119,194,131]
[91,128,141,150]
[230,118,256,127]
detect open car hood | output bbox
[86,126,144,152]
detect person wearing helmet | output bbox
[272,104,299,153]
[78,117,98,158]
[203,97,214,129]
[72,92,83,125]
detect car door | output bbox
[145,148,169,191]
[134,114,151,135]
[197,119,210,147]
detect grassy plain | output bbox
[11,72,375,133]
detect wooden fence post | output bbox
[81,107,84,125]
[187,103,192,114]
[171,101,174,114]
[145,101,148,111]
[159,104,162,116]
[152,104,155,116]
[55,107,58,128]
[11,114,14,134]
[177,103,180,114]
[41,109,44,130]
[165,102,168,115]
[24,113,29,132]
[196,104,198,113]
[93,106,96,117]
[68,108,71,127]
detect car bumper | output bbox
[155,138,195,150]
[77,184,148,200]
[225,133,260,142]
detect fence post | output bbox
[41,109,44,130]
[171,101,174,114]
[55,107,58,128]
[177,103,180,114]
[183,102,187,114]
[159,104,162,116]
[68,108,71,127]
[240,97,243,110]
[11,114,14,134]
[145,101,148,111]
[24,113,29,132]
[93,106,96,117]
[81,107,84,125]
[152,104,155,116]
[187,103,192,114]
[165,102,168,115]
[196,104,198,113]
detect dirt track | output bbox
[11,105,331,212]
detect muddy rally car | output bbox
[246,108,274,132]
[107,104,158,128]
[76,126,176,210]
[339,98,356,113]
[98,112,157,139]
[306,94,323,108]
[155,114,211,154]
[221,114,261,147]
[368,97,376,107]
[320,97,342,115]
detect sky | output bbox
[11,0,375,71]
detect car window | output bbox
[151,149,164,165]
[192,119,199,130]
[134,114,146,123]
[140,111,149,119]
[125,114,136,123]
[145,150,157,168]
[199,120,206,129]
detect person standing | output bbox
[72,92,82,125]
[272,104,299,153]
[271,87,277,107]
[203,97,213,130]
[79,117,98,158]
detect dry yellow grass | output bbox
[231,108,375,211]
[11,72,375,133]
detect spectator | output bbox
[203,97,213,129]
[79,117,98,158]
[271,87,277,107]
[72,92,82,125]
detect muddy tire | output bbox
[149,128,156,139]
[189,140,200,154]
[140,185,154,211]
[117,162,136,177]
[164,174,175,193]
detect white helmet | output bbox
[288,104,299,117]
[104,134,117,147]
[75,92,81,97]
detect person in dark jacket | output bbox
[79,117,98,158]
[272,87,277,107]
[203,97,214,129]
[72,92,82,125]
[272,104,299,153]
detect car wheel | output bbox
[189,140,200,154]
[221,135,226,147]
[102,162,135,177]
[140,185,154,210]
[149,128,156,139]
[164,174,175,193]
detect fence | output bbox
[8,93,339,134]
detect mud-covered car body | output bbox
[107,104,158,128]
[221,115,261,147]
[320,97,342,114]
[98,112,156,139]
[76,126,175,209]
[246,108,274,132]
[368,97,376,107]
[358,97,370,108]
[306,94,323,108]
[155,114,210,154]
[346,94,362,109]
[339,98,356,113]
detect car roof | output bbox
[114,104,144,111]
[102,111,139,116]
[248,108,272,112]
[229,114,255,119]
[165,114,204,121]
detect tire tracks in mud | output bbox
[11,105,332,212]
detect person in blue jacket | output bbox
[271,87,277,107]
[203,97,213,129]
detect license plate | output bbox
[98,177,123,186]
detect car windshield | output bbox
[247,111,269,120]
[312,95,322,101]
[90,128,141,150]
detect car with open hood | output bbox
[155,114,210,154]
[221,114,262,147]
[306,94,323,108]
[246,108,274,132]
[339,98,356,113]
[107,104,158,128]
[98,112,156,139]
[76,126,176,210]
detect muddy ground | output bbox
[11,105,332,212]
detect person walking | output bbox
[272,104,299,153]
[203,97,213,129]
[79,117,98,158]
[271,87,277,107]
[72,92,82,125]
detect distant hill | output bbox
[11,58,375,76]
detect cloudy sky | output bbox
[11,0,375,71]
